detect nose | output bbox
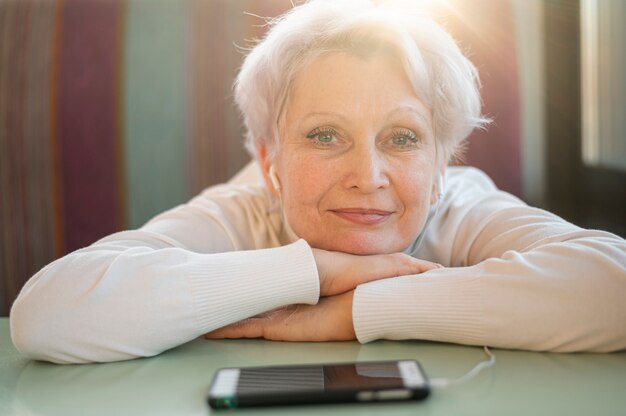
[341,145,390,193]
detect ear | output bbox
[259,145,280,197]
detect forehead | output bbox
[284,51,431,125]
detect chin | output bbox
[310,234,408,255]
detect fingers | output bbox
[205,318,264,339]
[205,307,297,340]
[346,253,440,288]
[315,248,443,296]
[381,252,442,276]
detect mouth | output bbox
[329,208,394,226]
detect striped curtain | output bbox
[0,0,292,315]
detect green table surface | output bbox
[1,318,625,415]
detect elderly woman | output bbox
[10,0,626,363]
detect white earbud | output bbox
[438,174,445,200]
[269,165,281,192]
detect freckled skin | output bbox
[263,52,440,255]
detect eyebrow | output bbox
[299,111,350,124]
[383,105,431,125]
[298,105,430,126]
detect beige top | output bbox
[10,164,626,363]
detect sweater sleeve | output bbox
[10,185,320,364]
[353,168,626,352]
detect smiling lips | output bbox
[330,208,393,225]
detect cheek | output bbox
[390,162,436,242]
[395,169,433,216]
[281,156,334,217]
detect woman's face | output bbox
[265,52,439,255]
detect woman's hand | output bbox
[205,291,357,341]
[313,248,441,296]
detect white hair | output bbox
[234,0,489,164]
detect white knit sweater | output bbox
[10,165,626,363]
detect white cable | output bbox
[429,346,496,389]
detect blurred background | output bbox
[1,0,625,316]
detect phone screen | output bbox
[208,360,429,409]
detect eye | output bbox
[306,127,338,147]
[388,128,420,150]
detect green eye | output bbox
[318,132,334,143]
[306,128,338,146]
[389,128,419,149]
[392,136,409,146]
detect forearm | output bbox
[354,233,626,352]
[10,235,319,363]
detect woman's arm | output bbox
[353,168,626,352]
[10,232,320,364]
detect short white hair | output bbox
[234,0,489,164]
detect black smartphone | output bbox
[207,359,430,410]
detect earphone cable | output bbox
[429,346,496,389]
